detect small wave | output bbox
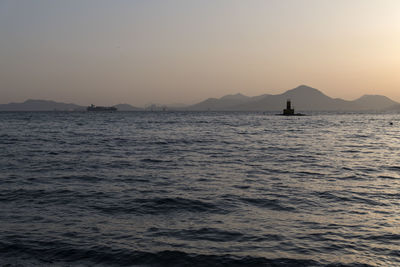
[150,227,244,242]
[241,197,296,211]
[316,191,386,207]
[150,138,212,146]
[148,227,283,243]
[91,197,227,215]
[386,166,400,172]
[364,233,400,242]
[378,175,398,180]
[0,188,104,204]
[0,241,342,267]
[56,174,104,182]
[141,158,173,163]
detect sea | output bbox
[0,111,399,267]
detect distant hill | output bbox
[187,85,399,111]
[352,95,398,110]
[114,104,142,111]
[1,87,398,112]
[384,104,400,111]
[167,103,188,109]
[188,93,251,111]
[0,99,85,111]
[0,100,142,111]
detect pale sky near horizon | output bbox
[1,0,400,106]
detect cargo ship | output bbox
[87,104,117,111]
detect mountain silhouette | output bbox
[0,100,141,111]
[114,104,142,111]
[189,93,251,110]
[1,86,398,111]
[187,85,398,111]
[236,85,353,111]
[0,99,85,111]
[352,95,398,110]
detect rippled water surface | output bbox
[0,111,399,266]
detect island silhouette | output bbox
[187,85,398,111]
[0,85,398,112]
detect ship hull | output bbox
[87,106,117,111]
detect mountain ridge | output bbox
[1,85,398,111]
[0,99,85,111]
[186,85,399,111]
[0,99,141,111]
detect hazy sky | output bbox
[1,0,400,106]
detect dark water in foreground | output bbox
[0,111,399,266]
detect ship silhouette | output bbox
[87,104,117,111]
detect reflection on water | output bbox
[0,111,399,266]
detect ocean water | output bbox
[0,111,399,267]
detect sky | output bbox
[1,0,400,106]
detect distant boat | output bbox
[278,100,305,116]
[87,104,117,112]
